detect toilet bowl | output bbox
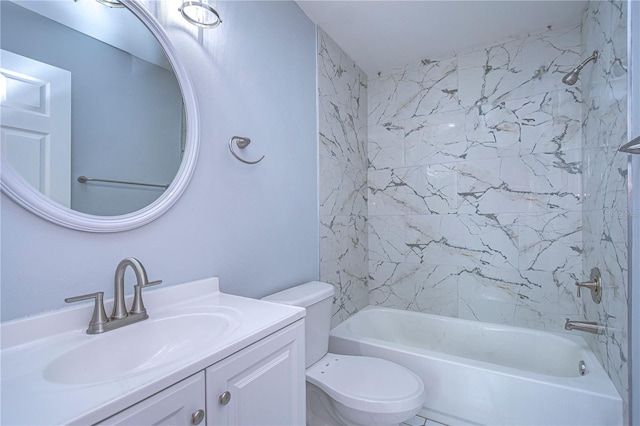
[262,282,426,426]
[306,353,425,426]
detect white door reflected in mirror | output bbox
[1,49,71,207]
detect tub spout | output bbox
[564,318,604,335]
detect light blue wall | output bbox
[0,0,319,321]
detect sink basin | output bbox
[44,310,237,385]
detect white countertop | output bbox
[0,278,305,425]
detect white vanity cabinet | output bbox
[98,320,305,426]
[98,373,206,425]
[206,320,305,426]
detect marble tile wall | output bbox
[367,25,586,331]
[318,3,629,419]
[580,0,629,412]
[317,29,369,327]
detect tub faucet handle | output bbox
[575,267,602,304]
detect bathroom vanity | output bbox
[0,278,306,425]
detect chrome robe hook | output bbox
[229,136,265,165]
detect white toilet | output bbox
[263,281,426,426]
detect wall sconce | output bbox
[179,1,222,29]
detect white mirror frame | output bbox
[0,0,199,232]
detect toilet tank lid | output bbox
[262,281,334,308]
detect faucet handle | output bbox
[65,292,109,334]
[575,267,602,304]
[144,280,163,288]
[129,280,163,316]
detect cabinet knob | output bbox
[191,409,205,425]
[219,391,231,405]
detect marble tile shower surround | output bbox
[317,4,629,419]
[580,0,628,411]
[317,29,369,327]
[367,24,586,331]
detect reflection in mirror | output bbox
[1,0,184,216]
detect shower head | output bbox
[562,69,580,86]
[562,50,598,85]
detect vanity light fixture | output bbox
[95,0,125,8]
[179,1,222,29]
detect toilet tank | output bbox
[262,282,335,368]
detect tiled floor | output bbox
[401,414,448,426]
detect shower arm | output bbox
[572,50,599,74]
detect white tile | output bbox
[368,261,459,317]
[406,213,519,270]
[368,123,405,169]
[318,29,369,329]
[368,215,406,263]
[402,415,427,426]
[404,112,468,166]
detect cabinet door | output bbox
[206,320,305,426]
[99,373,206,426]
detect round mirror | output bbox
[0,0,199,232]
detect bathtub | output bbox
[329,306,622,426]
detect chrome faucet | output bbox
[112,257,160,320]
[564,318,604,335]
[65,257,162,334]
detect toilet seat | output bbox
[306,353,425,414]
